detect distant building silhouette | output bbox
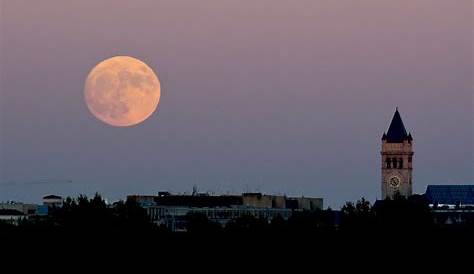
[381,108,414,199]
[424,185,474,225]
[425,185,474,208]
[128,192,323,231]
[43,195,63,208]
[0,201,39,225]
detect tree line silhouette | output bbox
[1,193,473,236]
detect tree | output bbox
[36,193,155,232]
[225,214,269,233]
[372,194,434,231]
[184,212,221,234]
[340,198,374,230]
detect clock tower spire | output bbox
[381,108,413,199]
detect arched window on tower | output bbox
[399,158,403,169]
[385,158,391,168]
[392,158,398,169]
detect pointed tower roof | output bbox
[382,108,411,143]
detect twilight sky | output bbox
[0,0,472,208]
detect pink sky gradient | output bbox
[0,0,472,207]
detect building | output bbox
[0,213,24,225]
[43,195,63,208]
[425,185,474,208]
[0,202,38,215]
[128,192,323,231]
[424,185,474,225]
[0,201,42,225]
[0,195,65,224]
[381,108,413,199]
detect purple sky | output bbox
[0,0,472,208]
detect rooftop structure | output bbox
[425,185,474,207]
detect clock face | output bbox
[388,176,401,188]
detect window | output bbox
[385,158,391,168]
[392,158,398,169]
[408,157,412,163]
[399,158,403,169]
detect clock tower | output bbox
[381,108,413,199]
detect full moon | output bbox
[84,56,161,127]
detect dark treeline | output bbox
[0,193,161,233]
[1,195,471,262]
[1,193,473,237]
